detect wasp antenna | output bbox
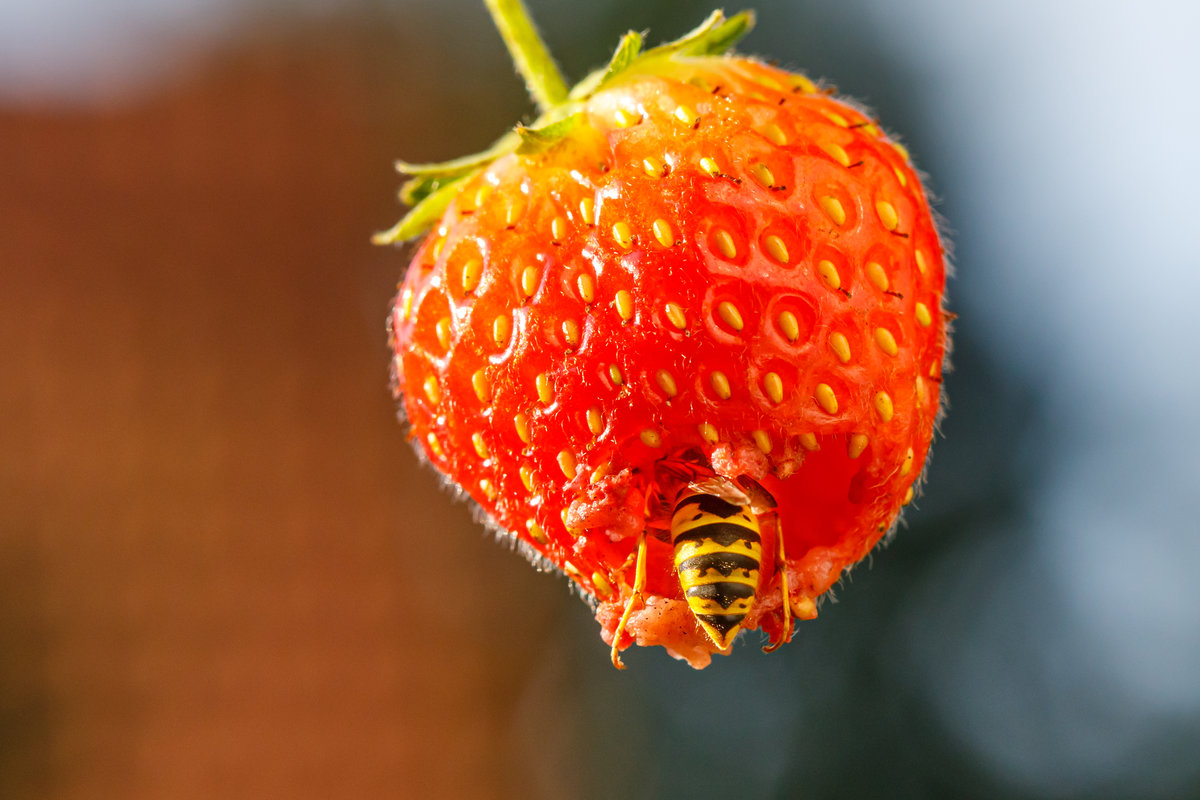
[611,532,648,670]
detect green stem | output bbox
[483,0,569,112]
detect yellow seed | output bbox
[848,433,869,459]
[423,375,440,405]
[608,364,624,385]
[492,314,511,347]
[473,184,493,208]
[425,433,444,458]
[643,156,668,178]
[698,422,719,443]
[479,479,497,501]
[562,319,580,347]
[674,104,699,127]
[590,463,610,483]
[536,373,552,405]
[515,412,530,444]
[915,249,928,274]
[640,429,663,448]
[430,237,446,260]
[563,561,583,579]
[520,264,540,298]
[892,141,910,161]
[915,302,933,327]
[763,234,790,264]
[900,446,914,476]
[821,109,850,127]
[435,317,452,349]
[866,261,889,292]
[613,221,633,250]
[586,406,604,435]
[592,571,613,600]
[777,311,800,343]
[710,371,732,400]
[717,301,744,331]
[903,486,914,505]
[713,228,738,259]
[472,369,489,403]
[817,259,842,292]
[875,327,899,357]
[528,520,547,544]
[915,376,928,407]
[874,391,894,422]
[519,465,536,492]
[799,433,819,451]
[399,288,413,321]
[577,273,596,303]
[792,75,818,93]
[652,218,676,248]
[761,123,787,146]
[656,369,678,398]
[614,108,640,127]
[665,302,687,330]
[551,215,567,243]
[820,142,851,167]
[461,258,482,294]
[699,156,721,177]
[815,383,838,414]
[557,450,577,479]
[894,166,908,187]
[752,430,772,453]
[615,289,634,321]
[471,432,489,459]
[579,197,596,225]
[828,332,851,363]
[763,372,784,404]
[930,359,940,378]
[876,200,899,231]
[752,162,777,189]
[820,196,847,226]
[504,201,524,227]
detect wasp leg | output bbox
[762,518,793,654]
[611,532,648,670]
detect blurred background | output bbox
[2,0,1198,797]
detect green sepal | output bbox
[642,9,755,59]
[566,10,754,103]
[569,30,644,99]
[372,173,469,245]
[374,10,756,248]
[515,111,586,155]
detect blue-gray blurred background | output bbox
[2,1,1197,798]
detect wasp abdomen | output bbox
[670,492,763,650]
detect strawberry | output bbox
[376,6,948,668]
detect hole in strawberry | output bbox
[412,288,452,356]
[757,214,809,270]
[809,176,859,231]
[703,280,761,341]
[697,204,751,269]
[765,293,817,347]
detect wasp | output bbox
[610,463,795,668]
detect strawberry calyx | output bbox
[372,8,755,246]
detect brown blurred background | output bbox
[0,14,576,799]
[5,1,1200,799]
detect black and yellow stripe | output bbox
[670,490,763,650]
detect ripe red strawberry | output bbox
[377,7,948,668]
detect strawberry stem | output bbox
[483,0,569,112]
